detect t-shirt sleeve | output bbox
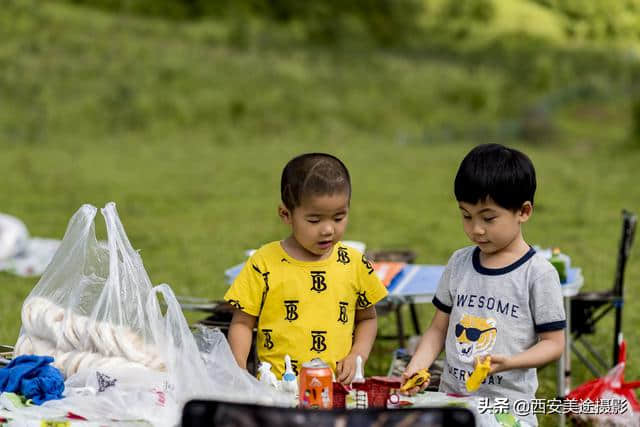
[223,254,267,317]
[530,268,566,333]
[356,253,388,309]
[433,254,455,314]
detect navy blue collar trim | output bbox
[472,246,535,276]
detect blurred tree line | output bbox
[533,0,640,40]
[64,0,424,45]
[38,0,640,144]
[60,0,640,46]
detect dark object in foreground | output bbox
[182,399,476,427]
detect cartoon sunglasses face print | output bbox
[455,324,497,342]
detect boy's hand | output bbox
[335,353,360,385]
[487,354,511,374]
[400,367,430,395]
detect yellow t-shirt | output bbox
[224,241,388,379]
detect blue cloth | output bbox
[0,355,64,405]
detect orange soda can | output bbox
[299,358,333,409]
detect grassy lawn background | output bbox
[1,2,640,425]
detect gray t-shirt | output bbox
[433,246,566,426]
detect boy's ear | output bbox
[278,203,292,225]
[518,201,533,223]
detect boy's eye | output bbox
[334,216,344,222]
[307,219,320,224]
[484,217,496,222]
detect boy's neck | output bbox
[281,236,334,262]
[477,235,531,269]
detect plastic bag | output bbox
[15,203,163,375]
[568,339,640,426]
[13,203,292,426]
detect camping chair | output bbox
[570,210,637,377]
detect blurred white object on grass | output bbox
[0,213,60,277]
[0,213,29,260]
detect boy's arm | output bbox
[405,309,449,377]
[489,266,566,373]
[351,305,378,360]
[335,305,378,384]
[489,329,564,373]
[228,309,257,370]
[404,250,457,382]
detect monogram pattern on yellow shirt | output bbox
[223,241,388,378]
[337,246,351,264]
[284,300,299,321]
[310,330,328,353]
[337,301,349,323]
[310,270,327,293]
[361,255,374,274]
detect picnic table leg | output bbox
[409,302,421,335]
[395,304,406,349]
[557,294,572,427]
[557,342,565,426]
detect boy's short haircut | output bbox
[454,143,536,211]
[281,153,351,211]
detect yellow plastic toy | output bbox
[400,369,431,392]
[466,355,491,392]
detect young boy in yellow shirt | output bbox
[225,153,388,384]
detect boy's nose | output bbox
[321,224,333,236]
[472,223,485,235]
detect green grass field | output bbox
[1,1,640,425]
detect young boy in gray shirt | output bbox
[403,143,566,426]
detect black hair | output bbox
[454,143,536,211]
[281,153,351,211]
